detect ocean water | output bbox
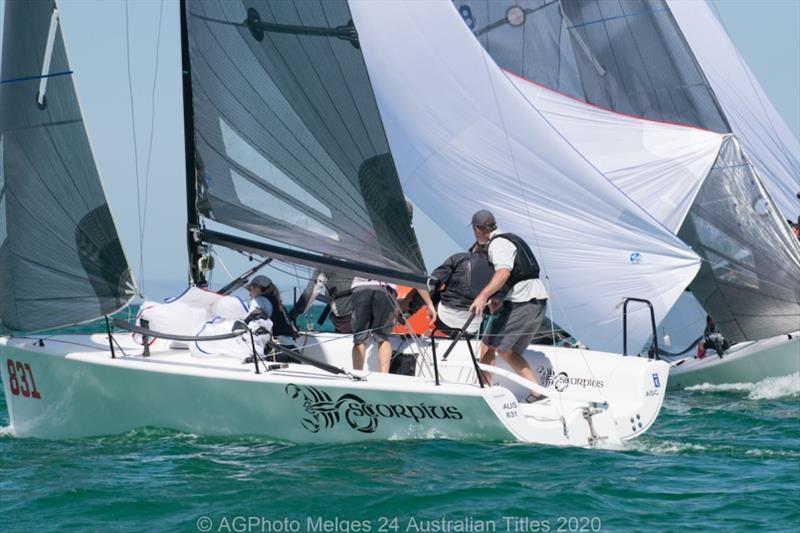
[1,370,798,533]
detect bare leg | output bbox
[377,340,392,373]
[479,342,496,385]
[352,343,366,370]
[496,348,539,396]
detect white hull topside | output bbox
[1,331,668,447]
[668,332,800,390]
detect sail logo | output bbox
[629,252,643,264]
[285,384,463,434]
[536,367,605,392]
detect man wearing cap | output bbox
[246,275,298,341]
[468,210,547,401]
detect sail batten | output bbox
[0,0,135,332]
[185,0,425,280]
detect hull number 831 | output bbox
[6,359,42,400]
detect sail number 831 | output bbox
[6,359,42,399]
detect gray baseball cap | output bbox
[246,275,273,289]
[470,209,496,228]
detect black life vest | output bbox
[433,250,493,310]
[266,294,298,339]
[488,233,540,290]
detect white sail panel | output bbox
[351,0,701,354]
[505,72,724,233]
[667,0,800,223]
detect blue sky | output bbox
[1,0,798,300]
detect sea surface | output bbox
[1,318,798,532]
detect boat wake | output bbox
[684,372,800,399]
[606,436,709,455]
[0,424,15,438]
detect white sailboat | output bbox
[451,0,800,387]
[0,0,708,445]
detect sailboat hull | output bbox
[668,333,800,389]
[1,333,668,447]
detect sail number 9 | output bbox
[6,359,42,399]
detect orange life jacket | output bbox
[391,285,446,336]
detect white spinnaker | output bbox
[350,0,700,354]
[505,72,724,233]
[667,0,800,222]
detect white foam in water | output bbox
[685,382,753,393]
[685,372,800,399]
[621,438,709,455]
[0,424,15,437]
[748,372,800,400]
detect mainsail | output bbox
[183,0,426,285]
[0,1,135,332]
[351,0,701,354]
[454,0,729,133]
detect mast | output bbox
[179,0,205,286]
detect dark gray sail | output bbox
[0,1,135,332]
[454,0,728,133]
[678,137,800,341]
[184,0,426,284]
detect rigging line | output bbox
[266,260,316,282]
[476,39,570,415]
[0,70,73,85]
[189,12,246,28]
[708,0,798,172]
[124,0,144,296]
[488,71,651,409]
[210,249,237,281]
[141,0,165,291]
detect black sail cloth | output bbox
[184,0,426,285]
[0,1,134,332]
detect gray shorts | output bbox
[484,300,546,354]
[350,286,396,345]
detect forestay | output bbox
[183,0,426,284]
[0,1,135,332]
[350,0,701,354]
